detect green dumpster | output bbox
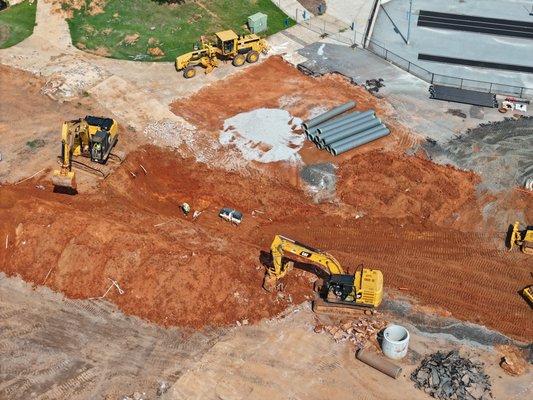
[248,12,268,34]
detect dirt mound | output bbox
[0,146,316,328]
[1,145,531,340]
[337,151,481,228]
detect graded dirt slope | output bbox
[1,145,531,340]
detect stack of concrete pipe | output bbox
[302,101,390,156]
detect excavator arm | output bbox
[263,234,344,291]
[52,121,78,190]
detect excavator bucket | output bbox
[262,274,278,292]
[52,170,77,190]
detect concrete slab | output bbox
[297,42,532,142]
[371,0,533,91]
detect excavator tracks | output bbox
[58,150,125,180]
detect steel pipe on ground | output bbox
[316,114,377,143]
[321,118,381,146]
[325,125,386,152]
[316,110,375,136]
[330,127,390,156]
[302,101,356,130]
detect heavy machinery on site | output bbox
[523,285,533,306]
[263,235,383,314]
[52,116,121,190]
[175,30,268,78]
[508,221,533,255]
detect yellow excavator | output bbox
[175,30,268,78]
[52,116,120,190]
[263,235,384,314]
[508,221,533,255]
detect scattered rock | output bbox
[157,381,169,396]
[148,47,165,57]
[315,314,386,350]
[496,345,527,376]
[411,350,493,400]
[123,33,140,46]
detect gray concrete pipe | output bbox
[356,348,402,379]
[316,114,377,144]
[316,110,375,136]
[307,111,361,141]
[302,101,356,130]
[321,118,381,146]
[325,125,386,152]
[330,127,390,156]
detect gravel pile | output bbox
[411,351,493,400]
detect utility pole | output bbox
[407,0,413,44]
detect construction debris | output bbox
[411,351,493,400]
[497,345,528,376]
[364,78,385,94]
[315,314,387,350]
[356,347,402,379]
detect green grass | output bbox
[0,0,37,49]
[68,0,294,62]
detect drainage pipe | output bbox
[330,127,390,156]
[316,115,377,143]
[316,110,374,136]
[308,111,361,133]
[325,125,386,152]
[302,101,356,130]
[307,111,362,140]
[305,111,361,140]
[356,348,402,379]
[321,118,381,146]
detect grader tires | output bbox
[246,51,259,64]
[183,67,196,79]
[232,54,246,67]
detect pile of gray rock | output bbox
[411,351,493,400]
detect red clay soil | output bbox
[0,146,531,340]
[171,56,415,149]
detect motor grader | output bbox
[175,30,268,78]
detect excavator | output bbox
[508,221,533,255]
[263,235,383,314]
[52,116,121,190]
[175,30,268,78]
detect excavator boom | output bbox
[263,235,383,310]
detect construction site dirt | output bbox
[1,144,531,340]
[1,57,532,344]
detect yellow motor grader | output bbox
[175,30,268,78]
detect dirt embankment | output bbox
[1,145,531,340]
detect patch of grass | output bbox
[0,0,37,48]
[26,138,46,151]
[68,0,294,62]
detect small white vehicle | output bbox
[218,207,243,225]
